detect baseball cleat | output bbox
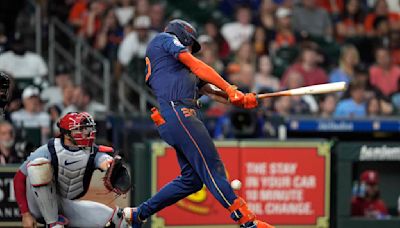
[240,220,275,228]
[123,207,146,228]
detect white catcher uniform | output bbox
[18,138,130,227]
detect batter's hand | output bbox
[226,85,244,106]
[22,212,37,228]
[243,93,258,109]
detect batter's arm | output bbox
[178,52,231,91]
[178,52,246,105]
[199,83,229,104]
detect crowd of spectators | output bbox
[0,32,107,163]
[50,0,400,120]
[1,0,400,161]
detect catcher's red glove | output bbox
[103,155,131,195]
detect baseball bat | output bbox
[256,82,347,99]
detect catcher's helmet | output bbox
[360,170,379,185]
[165,19,201,54]
[58,112,96,148]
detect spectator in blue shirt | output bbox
[330,44,360,84]
[334,82,367,118]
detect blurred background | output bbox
[0,0,400,227]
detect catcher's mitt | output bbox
[103,155,131,195]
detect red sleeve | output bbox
[14,170,29,214]
[369,66,377,86]
[178,52,231,91]
[364,14,376,32]
[98,145,114,153]
[351,197,363,216]
[376,200,388,215]
[280,69,291,88]
[68,1,86,24]
[317,69,329,84]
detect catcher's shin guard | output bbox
[107,207,131,228]
[27,158,58,224]
[123,207,146,228]
[228,197,275,228]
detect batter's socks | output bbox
[228,197,275,228]
[123,207,146,228]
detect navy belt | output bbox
[170,99,202,109]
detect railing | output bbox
[32,0,41,56]
[118,73,158,114]
[47,17,157,114]
[48,18,111,109]
[16,0,42,55]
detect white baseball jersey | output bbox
[20,138,112,199]
[20,138,130,227]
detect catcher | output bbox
[13,112,131,228]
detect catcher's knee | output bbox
[27,158,53,187]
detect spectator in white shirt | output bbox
[221,5,255,51]
[292,0,333,37]
[118,15,157,66]
[0,33,47,79]
[40,65,74,108]
[74,85,107,118]
[11,86,50,143]
[115,0,135,27]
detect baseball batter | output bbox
[13,112,130,228]
[124,19,274,228]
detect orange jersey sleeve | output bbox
[68,1,87,24]
[178,52,230,91]
[364,14,376,32]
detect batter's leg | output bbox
[137,146,203,220]
[169,106,274,228]
[171,107,237,208]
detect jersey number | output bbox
[145,57,151,82]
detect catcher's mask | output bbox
[57,112,96,148]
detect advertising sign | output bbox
[0,166,21,227]
[151,141,330,228]
[152,143,240,227]
[240,143,329,226]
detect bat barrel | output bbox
[256,82,347,100]
[289,82,347,96]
